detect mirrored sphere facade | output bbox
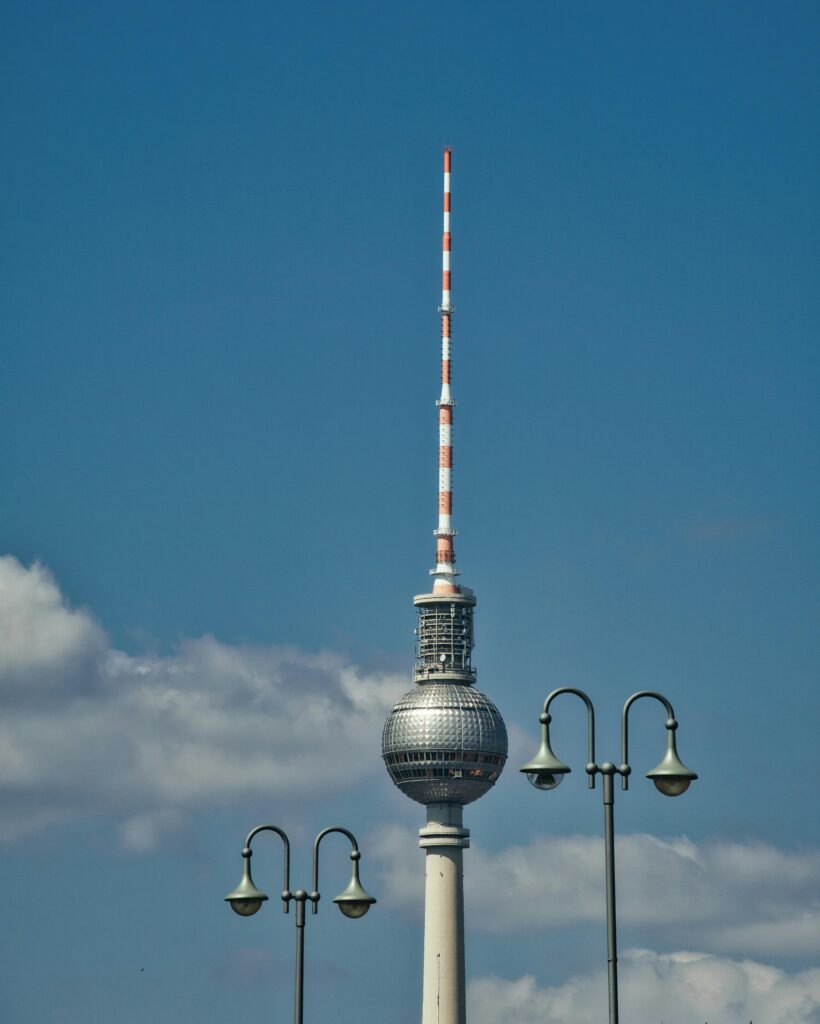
[382,683,508,805]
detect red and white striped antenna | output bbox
[432,146,459,596]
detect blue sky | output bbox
[1,2,818,1021]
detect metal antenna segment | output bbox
[433,146,458,595]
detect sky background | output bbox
[1,2,818,1022]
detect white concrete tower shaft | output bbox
[420,803,469,1024]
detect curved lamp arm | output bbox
[245,824,292,911]
[311,827,359,915]
[542,686,597,788]
[620,691,676,791]
[312,826,376,919]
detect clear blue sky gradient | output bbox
[1,2,818,1022]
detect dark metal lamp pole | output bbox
[225,824,376,1024]
[520,688,698,1024]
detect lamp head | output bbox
[519,714,571,791]
[332,853,376,919]
[646,722,698,797]
[525,769,568,791]
[225,857,269,916]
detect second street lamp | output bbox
[520,688,697,1024]
[225,824,376,1024]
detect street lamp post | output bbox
[519,689,698,1024]
[225,824,376,1024]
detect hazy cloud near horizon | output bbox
[371,825,820,958]
[0,555,406,846]
[468,950,820,1024]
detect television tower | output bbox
[382,149,508,1024]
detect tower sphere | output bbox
[382,683,508,805]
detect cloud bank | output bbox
[370,826,820,956]
[468,950,820,1024]
[0,556,405,847]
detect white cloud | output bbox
[0,556,106,697]
[370,826,820,957]
[117,809,187,852]
[367,824,425,911]
[468,950,820,1024]
[0,556,406,847]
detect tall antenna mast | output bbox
[433,146,458,595]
